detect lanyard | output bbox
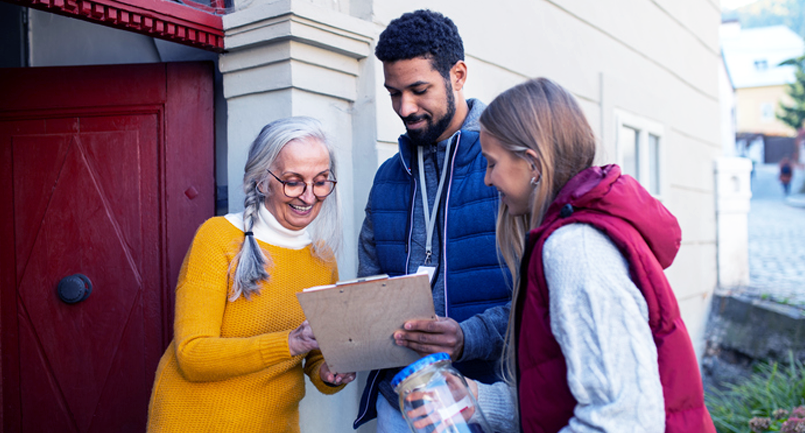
[416,132,456,264]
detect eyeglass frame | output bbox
[263,169,337,199]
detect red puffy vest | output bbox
[515,165,715,433]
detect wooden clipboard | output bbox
[296,273,435,373]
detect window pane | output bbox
[760,103,774,121]
[619,125,639,180]
[649,134,660,195]
[754,59,768,71]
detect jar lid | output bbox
[391,352,450,389]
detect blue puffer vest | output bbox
[370,129,510,375]
[353,129,511,429]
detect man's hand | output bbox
[393,316,464,360]
[319,363,356,386]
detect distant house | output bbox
[721,21,805,162]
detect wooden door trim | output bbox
[0,105,165,122]
[1,128,21,431]
[163,61,215,345]
[0,63,167,113]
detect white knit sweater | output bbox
[476,223,664,433]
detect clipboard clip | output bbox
[335,274,389,286]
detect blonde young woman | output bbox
[147,117,355,433]
[469,78,715,433]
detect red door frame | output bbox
[0,0,224,52]
[0,62,215,431]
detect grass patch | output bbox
[706,353,805,432]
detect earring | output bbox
[530,172,542,186]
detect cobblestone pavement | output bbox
[741,163,805,307]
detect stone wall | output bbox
[703,293,805,390]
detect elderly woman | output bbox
[147,117,355,433]
[463,78,716,433]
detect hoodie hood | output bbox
[544,164,681,268]
[461,98,484,133]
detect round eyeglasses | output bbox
[265,169,337,199]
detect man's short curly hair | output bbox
[375,9,464,79]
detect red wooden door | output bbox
[0,63,214,432]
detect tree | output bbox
[777,54,805,132]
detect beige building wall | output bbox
[736,84,797,136]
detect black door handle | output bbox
[57,274,93,304]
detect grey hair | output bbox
[230,116,342,301]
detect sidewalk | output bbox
[787,193,805,208]
[738,163,805,308]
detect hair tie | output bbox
[244,231,254,237]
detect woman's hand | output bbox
[288,320,318,356]
[319,363,356,386]
[406,375,478,432]
[466,378,479,400]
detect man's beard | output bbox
[404,84,456,147]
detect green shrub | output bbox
[705,354,805,433]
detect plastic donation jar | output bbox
[391,352,493,433]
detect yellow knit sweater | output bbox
[147,217,342,433]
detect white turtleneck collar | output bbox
[224,203,312,250]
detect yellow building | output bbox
[736,85,795,136]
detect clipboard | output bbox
[296,273,435,373]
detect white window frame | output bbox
[760,102,774,122]
[615,109,666,200]
[754,59,768,71]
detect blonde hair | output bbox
[479,77,596,386]
[230,117,341,301]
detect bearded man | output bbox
[354,9,512,433]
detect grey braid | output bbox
[229,179,271,301]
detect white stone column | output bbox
[220,2,376,432]
[714,157,753,288]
